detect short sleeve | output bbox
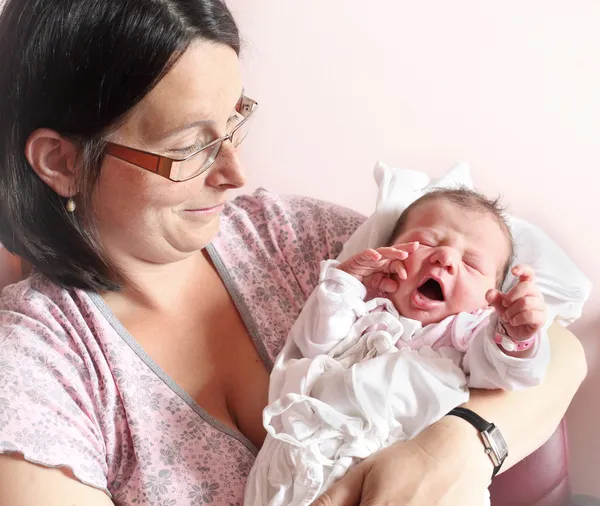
[0,287,109,493]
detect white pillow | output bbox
[338,161,592,326]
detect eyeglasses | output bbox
[103,95,258,182]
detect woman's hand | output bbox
[311,416,492,506]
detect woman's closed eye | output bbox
[169,132,217,157]
[171,114,241,157]
[171,142,204,157]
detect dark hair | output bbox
[388,187,515,287]
[0,0,240,291]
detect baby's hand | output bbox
[486,264,547,341]
[338,242,419,293]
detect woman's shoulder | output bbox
[0,274,113,491]
[221,188,366,262]
[212,189,366,362]
[0,273,89,326]
[2,273,71,318]
[228,187,365,223]
[0,273,113,384]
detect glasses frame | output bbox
[103,95,258,182]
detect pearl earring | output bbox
[66,197,76,213]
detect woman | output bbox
[0,0,586,505]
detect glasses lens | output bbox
[169,143,221,181]
[231,114,254,148]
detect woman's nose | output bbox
[205,141,246,190]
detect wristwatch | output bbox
[446,407,508,478]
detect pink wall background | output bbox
[228,0,600,496]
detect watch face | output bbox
[484,426,508,462]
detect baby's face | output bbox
[388,198,510,326]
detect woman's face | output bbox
[93,41,245,266]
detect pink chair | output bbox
[490,420,570,505]
[0,248,572,504]
[0,246,25,289]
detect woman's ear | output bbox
[24,128,79,197]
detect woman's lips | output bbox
[183,204,225,216]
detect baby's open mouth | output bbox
[417,278,444,301]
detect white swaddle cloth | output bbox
[245,306,469,505]
[244,260,550,506]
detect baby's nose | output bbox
[431,247,457,274]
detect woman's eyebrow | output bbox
[157,89,244,140]
[159,118,214,140]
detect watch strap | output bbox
[447,407,506,478]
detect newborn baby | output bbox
[245,188,550,506]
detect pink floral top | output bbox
[0,189,364,506]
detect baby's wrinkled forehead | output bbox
[396,196,513,270]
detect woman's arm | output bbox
[0,455,114,506]
[312,322,586,505]
[466,321,587,471]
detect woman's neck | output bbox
[101,249,214,314]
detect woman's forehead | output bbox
[112,41,242,146]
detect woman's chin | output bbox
[177,215,221,252]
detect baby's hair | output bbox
[387,186,515,288]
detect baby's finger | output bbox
[509,309,546,328]
[379,276,399,293]
[364,272,386,291]
[373,248,410,263]
[512,264,535,282]
[503,281,538,306]
[375,242,418,261]
[503,296,546,322]
[486,289,506,315]
[389,259,407,280]
[349,249,386,269]
[358,249,381,261]
[389,241,420,253]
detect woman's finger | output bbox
[310,462,364,506]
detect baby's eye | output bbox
[464,259,482,273]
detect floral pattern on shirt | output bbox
[0,189,364,505]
